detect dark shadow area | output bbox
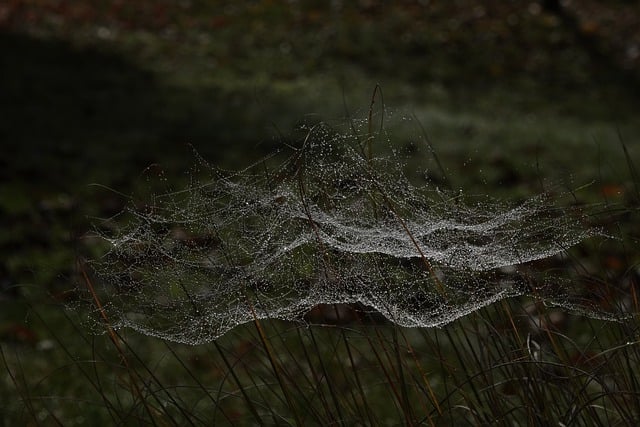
[1,32,162,191]
[0,31,277,196]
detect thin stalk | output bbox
[161,342,234,424]
[392,326,416,426]
[619,130,640,201]
[367,327,410,421]
[297,328,339,422]
[399,329,441,423]
[1,344,41,426]
[412,112,451,188]
[340,329,377,425]
[80,265,160,426]
[366,84,384,165]
[247,301,302,426]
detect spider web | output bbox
[84,120,622,345]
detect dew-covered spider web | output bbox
[84,119,626,345]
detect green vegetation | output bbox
[1,1,639,425]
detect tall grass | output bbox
[6,293,639,424]
[1,114,638,426]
